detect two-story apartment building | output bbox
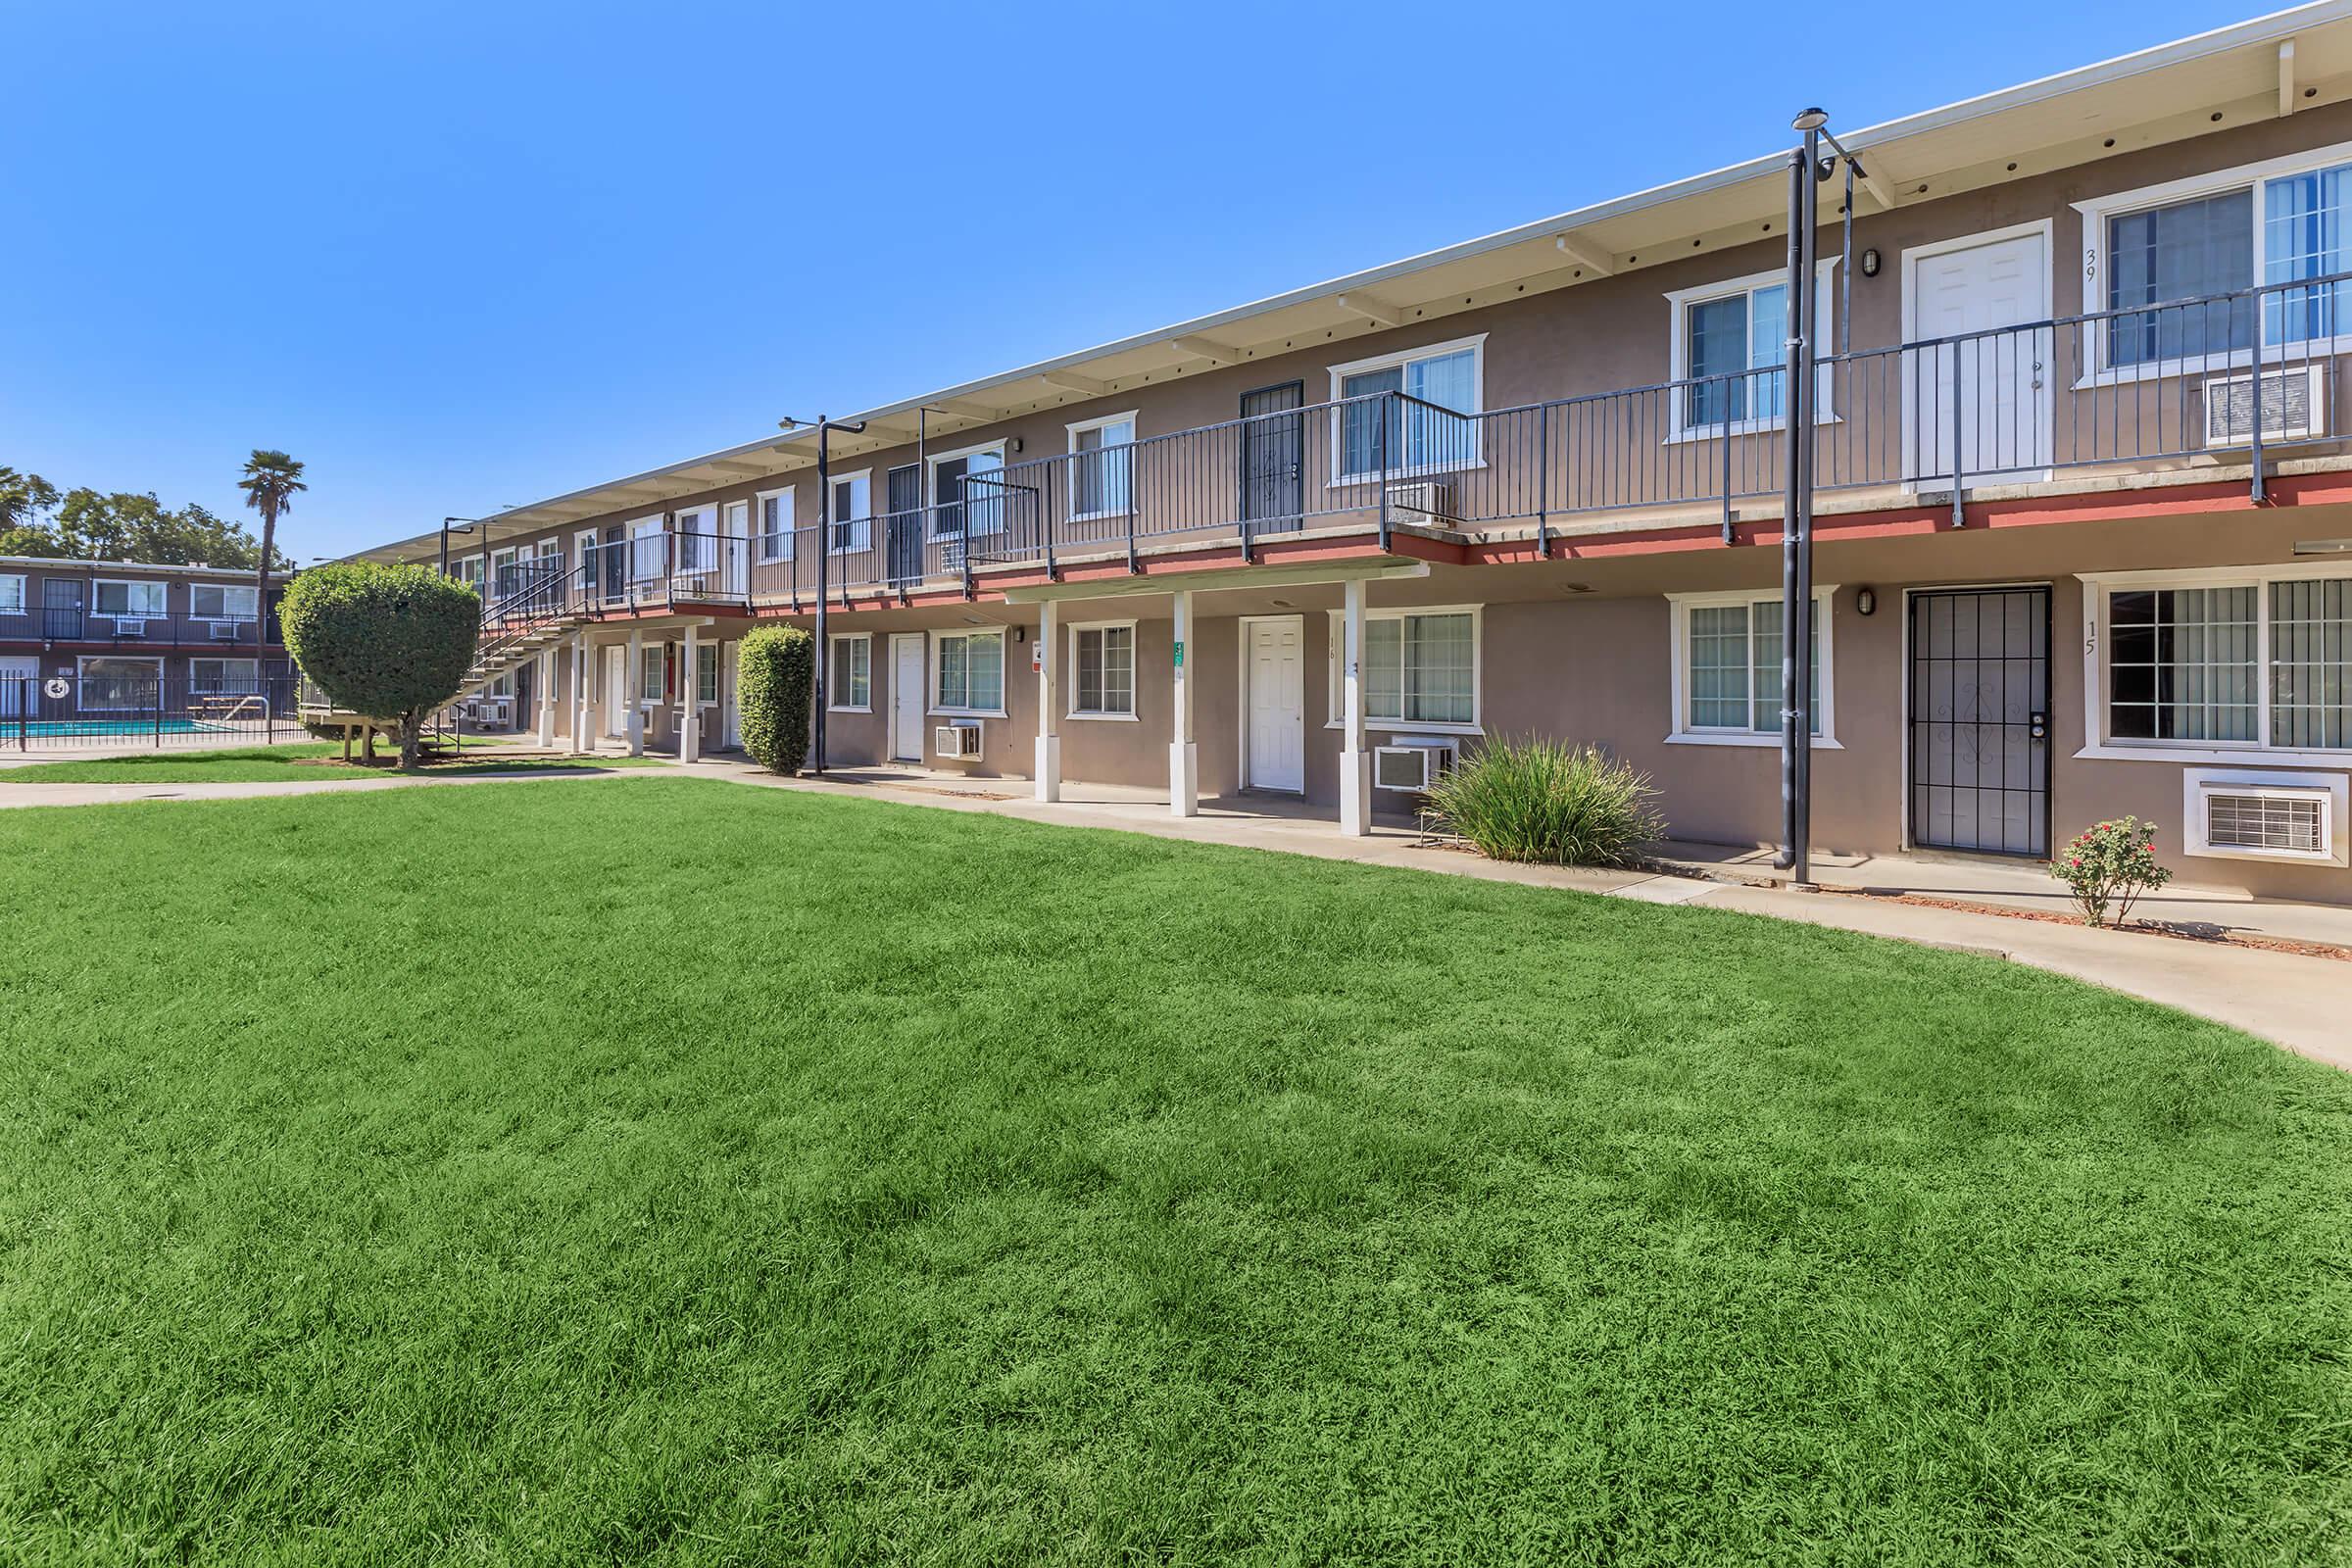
[0,558,288,734]
[359,6,2352,904]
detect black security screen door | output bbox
[1909,587,2051,857]
[1239,381,1304,534]
[42,579,82,640]
[886,465,922,584]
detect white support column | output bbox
[679,622,701,763]
[625,627,646,757]
[569,634,590,754]
[1034,599,1061,802]
[1169,589,1198,817]
[535,649,557,748]
[1339,578,1371,836]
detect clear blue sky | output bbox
[3,0,2242,560]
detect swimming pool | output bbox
[8,718,236,739]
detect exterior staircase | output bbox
[298,563,587,731]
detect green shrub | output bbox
[278,563,479,769]
[2050,815,2173,927]
[1424,737,1666,867]
[738,625,814,773]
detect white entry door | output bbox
[1907,229,2053,483]
[0,657,36,715]
[603,646,628,738]
[891,634,927,761]
[1246,618,1304,793]
[719,642,741,748]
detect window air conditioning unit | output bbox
[1372,738,1458,793]
[113,618,147,638]
[934,721,983,760]
[2203,364,2327,448]
[2183,768,2347,866]
[210,619,243,641]
[1386,480,1457,527]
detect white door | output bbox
[1246,619,1304,793]
[891,634,926,761]
[1908,230,2052,483]
[603,646,627,738]
[0,656,36,716]
[720,642,741,747]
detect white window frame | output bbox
[1664,262,1840,442]
[2074,137,2352,383]
[91,578,171,619]
[75,654,163,711]
[825,468,873,556]
[1065,618,1140,720]
[2077,563,2352,764]
[930,627,1008,718]
[575,528,602,589]
[1665,587,1841,748]
[187,582,260,621]
[2181,765,2350,866]
[926,442,1008,540]
[1320,604,1485,736]
[827,632,873,713]
[190,656,260,692]
[625,514,665,583]
[670,503,718,579]
[453,554,483,589]
[639,642,665,708]
[694,642,720,708]
[1326,334,1488,484]
[1065,412,1140,523]
[0,574,24,614]
[756,486,797,564]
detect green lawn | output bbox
[0,742,660,784]
[2,777,2347,1565]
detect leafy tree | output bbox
[0,463,288,568]
[737,625,814,773]
[0,467,61,534]
[238,451,306,646]
[278,563,480,769]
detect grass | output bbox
[1,776,2347,1565]
[0,742,662,784]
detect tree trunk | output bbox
[399,710,422,770]
[255,502,276,669]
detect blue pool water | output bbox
[11,718,230,739]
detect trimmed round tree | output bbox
[278,563,481,769]
[737,624,813,774]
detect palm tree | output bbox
[237,450,305,656]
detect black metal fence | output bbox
[2,674,301,751]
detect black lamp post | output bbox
[779,416,866,774]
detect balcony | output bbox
[0,608,283,648]
[485,270,2352,618]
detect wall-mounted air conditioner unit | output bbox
[112,618,148,639]
[2203,364,2328,448]
[2182,767,2347,866]
[934,721,983,760]
[1372,737,1458,792]
[209,619,244,642]
[1386,480,1457,528]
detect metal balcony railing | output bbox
[0,608,283,647]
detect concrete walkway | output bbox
[4,755,2345,1070]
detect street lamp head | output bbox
[1791,107,1830,132]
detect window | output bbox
[1069,622,1136,717]
[189,583,259,620]
[640,643,664,705]
[77,656,162,710]
[93,579,169,618]
[1669,590,1833,744]
[454,555,483,591]
[576,530,602,596]
[674,505,716,572]
[2080,142,2352,374]
[191,657,259,693]
[934,629,1005,714]
[628,516,664,582]
[827,471,871,555]
[829,634,871,711]
[1068,413,1138,519]
[757,488,796,563]
[1326,607,1480,729]
[2086,568,2352,758]
[696,644,719,706]
[1666,264,1837,436]
[0,575,23,613]
[1330,337,1484,480]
